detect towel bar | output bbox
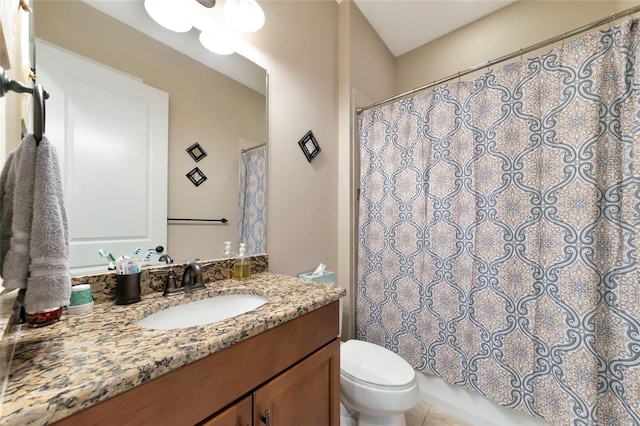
[0,65,49,144]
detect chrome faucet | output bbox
[158,254,173,264]
[181,262,205,292]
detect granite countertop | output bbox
[0,272,345,425]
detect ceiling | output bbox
[353,0,517,57]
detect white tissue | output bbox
[310,263,326,277]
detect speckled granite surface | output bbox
[0,272,345,425]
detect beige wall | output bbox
[1,0,30,162]
[236,0,398,338]
[396,1,640,94]
[0,0,30,292]
[33,1,266,262]
[233,0,341,280]
[348,1,396,102]
[337,1,396,338]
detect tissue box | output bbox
[298,271,335,284]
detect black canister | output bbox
[115,272,141,305]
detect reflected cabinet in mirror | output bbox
[31,0,267,274]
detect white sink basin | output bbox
[137,294,268,330]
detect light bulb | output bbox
[144,0,192,33]
[199,31,236,55]
[224,0,265,33]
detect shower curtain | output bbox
[356,20,640,425]
[238,145,267,254]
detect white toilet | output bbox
[339,339,419,426]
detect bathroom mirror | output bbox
[29,0,267,273]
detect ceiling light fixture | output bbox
[199,30,236,55]
[144,0,264,55]
[223,0,265,33]
[144,0,192,33]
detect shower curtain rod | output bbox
[241,143,266,153]
[356,4,640,115]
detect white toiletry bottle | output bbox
[222,241,232,258]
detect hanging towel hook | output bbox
[32,84,46,144]
[0,66,49,145]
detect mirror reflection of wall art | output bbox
[186,167,207,187]
[298,130,321,163]
[186,142,207,162]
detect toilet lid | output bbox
[340,340,415,387]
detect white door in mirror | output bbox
[36,41,169,275]
[137,294,267,330]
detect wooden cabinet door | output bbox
[201,395,252,426]
[254,339,340,426]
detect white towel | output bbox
[0,134,70,312]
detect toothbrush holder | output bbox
[115,272,141,305]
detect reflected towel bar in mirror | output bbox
[167,218,228,223]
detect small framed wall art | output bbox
[186,167,207,187]
[298,130,321,163]
[186,142,207,162]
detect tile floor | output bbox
[406,401,471,426]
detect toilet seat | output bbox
[341,367,416,391]
[340,339,415,388]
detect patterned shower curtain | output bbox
[238,145,267,254]
[356,20,640,425]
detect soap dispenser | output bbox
[233,243,251,281]
[222,241,233,258]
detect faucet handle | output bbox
[163,268,183,296]
[150,267,183,296]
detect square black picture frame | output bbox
[186,167,207,187]
[297,130,321,163]
[186,142,207,162]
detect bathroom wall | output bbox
[396,0,640,93]
[0,0,28,167]
[33,1,266,262]
[232,0,341,280]
[0,0,29,292]
[337,1,396,338]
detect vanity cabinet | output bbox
[201,395,252,426]
[53,301,340,426]
[253,340,338,425]
[202,339,339,426]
